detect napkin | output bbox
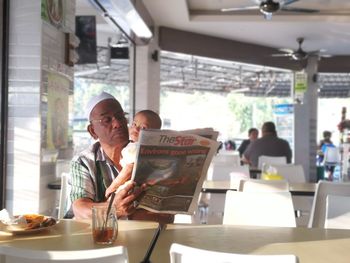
[0,209,28,230]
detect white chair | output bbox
[55,159,71,178]
[273,164,306,183]
[229,165,250,189]
[238,178,289,192]
[0,246,129,263]
[223,191,296,227]
[58,172,70,219]
[308,181,350,228]
[258,155,287,169]
[169,243,298,263]
[325,194,350,229]
[174,214,193,224]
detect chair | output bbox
[325,194,350,229]
[169,243,298,263]
[229,165,250,189]
[223,191,296,227]
[0,246,129,263]
[273,164,306,183]
[308,181,350,228]
[238,178,289,192]
[258,155,287,169]
[58,172,70,219]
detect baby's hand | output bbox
[105,163,134,198]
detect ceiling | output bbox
[143,0,350,55]
[75,0,350,97]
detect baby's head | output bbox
[129,110,162,142]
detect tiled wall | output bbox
[7,0,75,216]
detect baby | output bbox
[105,110,162,197]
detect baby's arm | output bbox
[105,163,133,198]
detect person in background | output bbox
[242,121,292,168]
[238,128,259,158]
[318,130,336,181]
[69,92,173,223]
[224,140,236,151]
[317,130,334,163]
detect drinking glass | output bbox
[92,205,118,244]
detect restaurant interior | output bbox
[1,0,350,262]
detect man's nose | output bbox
[111,117,122,128]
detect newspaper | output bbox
[131,128,220,214]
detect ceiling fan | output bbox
[221,0,319,20]
[272,37,331,61]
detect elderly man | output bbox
[243,121,292,168]
[69,92,173,223]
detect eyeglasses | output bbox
[90,111,127,126]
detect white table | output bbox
[0,219,158,263]
[202,180,316,196]
[153,224,350,263]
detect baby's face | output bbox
[129,113,155,142]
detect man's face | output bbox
[250,130,258,141]
[88,99,129,147]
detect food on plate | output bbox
[19,214,56,230]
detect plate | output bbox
[8,223,56,235]
[5,215,57,235]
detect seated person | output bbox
[69,92,173,223]
[238,128,258,158]
[242,121,292,168]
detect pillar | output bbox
[129,28,161,116]
[294,55,319,182]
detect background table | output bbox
[202,180,316,196]
[153,224,350,263]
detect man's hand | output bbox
[113,180,143,218]
[105,163,133,198]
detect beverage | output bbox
[92,227,117,244]
[92,205,118,244]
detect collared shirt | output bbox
[243,134,292,168]
[70,142,120,204]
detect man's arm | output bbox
[105,163,133,198]
[73,181,142,219]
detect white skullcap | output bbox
[85,91,116,120]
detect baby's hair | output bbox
[136,110,162,129]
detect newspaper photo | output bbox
[131,128,220,214]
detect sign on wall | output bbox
[294,71,308,104]
[46,72,70,150]
[41,0,64,28]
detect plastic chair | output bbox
[308,181,350,228]
[229,165,250,189]
[0,246,129,263]
[58,172,70,219]
[223,190,296,227]
[238,178,289,192]
[169,243,298,263]
[258,155,287,169]
[325,194,350,229]
[273,164,306,183]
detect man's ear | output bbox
[87,124,98,140]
